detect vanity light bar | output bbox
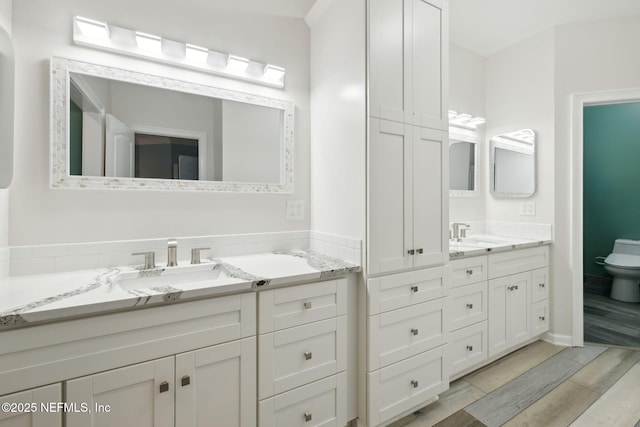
[449,110,486,129]
[72,16,286,88]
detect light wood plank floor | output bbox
[390,341,640,427]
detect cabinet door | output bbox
[412,126,446,268]
[508,273,531,346]
[488,277,509,357]
[368,0,409,123]
[0,384,61,427]
[369,118,413,275]
[66,357,174,427]
[411,0,446,129]
[488,273,531,357]
[175,337,256,427]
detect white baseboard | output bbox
[543,333,573,347]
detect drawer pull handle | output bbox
[303,301,312,310]
[416,248,424,254]
[466,269,473,275]
[467,345,473,351]
[411,286,419,293]
[514,285,519,290]
[159,381,169,393]
[466,303,473,309]
[304,351,313,360]
[181,375,190,387]
[539,316,546,321]
[411,328,419,336]
[411,380,419,388]
[407,249,415,255]
[304,412,312,422]
[539,283,545,288]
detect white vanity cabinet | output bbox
[365,268,449,426]
[0,384,61,427]
[258,279,348,427]
[368,120,447,275]
[369,0,447,129]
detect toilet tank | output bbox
[612,239,640,255]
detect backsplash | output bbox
[8,231,362,277]
[450,221,553,241]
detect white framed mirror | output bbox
[0,25,14,189]
[449,125,479,197]
[51,57,295,192]
[490,129,536,198]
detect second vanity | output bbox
[447,235,551,379]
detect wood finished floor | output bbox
[389,341,640,427]
[584,292,640,348]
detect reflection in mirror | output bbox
[52,57,294,192]
[490,129,536,198]
[0,26,14,189]
[449,126,479,197]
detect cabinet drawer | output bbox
[450,282,487,331]
[532,300,550,336]
[259,372,347,427]
[531,267,549,303]
[259,317,346,399]
[369,299,447,371]
[488,246,549,279]
[450,322,487,377]
[450,256,487,287]
[259,279,346,333]
[368,266,449,315]
[368,345,448,427]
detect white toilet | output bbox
[604,239,640,303]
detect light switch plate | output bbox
[286,200,305,220]
[519,201,536,216]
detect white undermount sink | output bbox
[109,262,231,293]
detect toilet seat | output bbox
[604,253,640,269]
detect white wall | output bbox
[484,30,555,225]
[308,0,366,241]
[9,0,310,245]
[0,0,11,277]
[553,15,640,339]
[449,44,486,222]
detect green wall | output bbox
[69,100,83,176]
[584,102,640,277]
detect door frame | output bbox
[570,88,640,346]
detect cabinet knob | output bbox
[159,381,169,393]
[416,248,424,254]
[467,345,473,351]
[539,283,545,288]
[411,328,419,336]
[466,269,473,275]
[303,301,312,310]
[411,286,419,293]
[411,380,419,388]
[181,375,190,387]
[304,351,313,360]
[466,303,473,309]
[407,249,415,255]
[304,412,312,422]
[539,316,545,321]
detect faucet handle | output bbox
[191,247,211,265]
[132,251,156,270]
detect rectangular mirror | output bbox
[449,126,478,197]
[490,129,536,197]
[51,57,294,192]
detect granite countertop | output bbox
[0,250,360,329]
[449,234,552,259]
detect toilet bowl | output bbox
[603,239,640,303]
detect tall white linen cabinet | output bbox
[307,0,449,426]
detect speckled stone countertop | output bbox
[0,250,359,329]
[449,234,552,260]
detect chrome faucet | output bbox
[451,223,470,241]
[167,238,178,267]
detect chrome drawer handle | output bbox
[303,301,312,310]
[514,285,519,290]
[159,381,169,393]
[539,316,545,321]
[467,345,473,351]
[304,412,312,422]
[411,328,419,336]
[407,249,415,255]
[411,286,419,293]
[466,269,473,275]
[304,351,312,360]
[466,303,473,309]
[539,283,545,288]
[411,380,419,388]
[416,248,423,254]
